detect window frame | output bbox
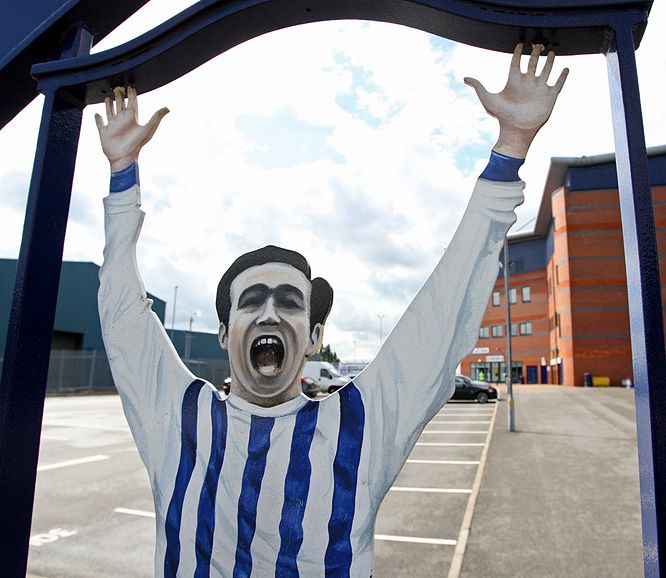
[508,287,517,304]
[519,321,533,336]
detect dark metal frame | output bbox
[0,1,661,576]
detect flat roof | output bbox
[513,145,666,242]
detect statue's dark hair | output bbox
[216,245,333,333]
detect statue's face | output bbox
[221,263,322,402]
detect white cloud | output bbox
[1,4,664,364]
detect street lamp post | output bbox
[170,285,178,340]
[503,237,515,432]
[184,311,198,362]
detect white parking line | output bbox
[111,503,465,554]
[429,421,492,424]
[390,487,472,494]
[41,421,129,433]
[375,534,457,546]
[416,442,484,447]
[437,414,493,418]
[37,455,109,472]
[448,401,499,578]
[406,459,480,465]
[114,507,155,518]
[438,411,493,415]
[422,430,488,434]
[440,407,494,410]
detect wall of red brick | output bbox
[558,186,633,385]
[459,269,549,383]
[459,182,666,387]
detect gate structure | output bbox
[0,1,660,576]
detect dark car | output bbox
[452,375,497,404]
[301,377,319,398]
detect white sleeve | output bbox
[355,178,524,491]
[98,185,195,470]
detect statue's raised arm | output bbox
[96,87,194,473]
[354,44,568,492]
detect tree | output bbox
[319,344,339,363]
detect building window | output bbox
[522,286,531,302]
[557,313,562,337]
[511,323,517,336]
[492,325,503,338]
[479,326,490,339]
[509,288,517,304]
[519,322,533,335]
[492,291,500,307]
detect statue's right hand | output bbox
[95,86,169,173]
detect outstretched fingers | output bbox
[553,67,569,93]
[105,96,114,120]
[539,51,555,81]
[114,86,126,112]
[510,42,523,72]
[127,86,138,116]
[526,44,544,75]
[94,113,105,133]
[464,76,492,105]
[143,107,170,143]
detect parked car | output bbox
[301,377,319,398]
[452,374,497,404]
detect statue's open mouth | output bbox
[250,335,285,377]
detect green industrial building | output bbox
[0,259,228,393]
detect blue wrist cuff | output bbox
[479,151,524,182]
[110,162,140,192]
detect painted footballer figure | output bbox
[96,43,567,577]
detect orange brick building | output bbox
[460,146,666,386]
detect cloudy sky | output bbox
[1,2,664,362]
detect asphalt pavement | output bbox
[460,385,643,578]
[27,395,495,577]
[26,386,644,577]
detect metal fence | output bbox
[0,351,230,395]
[182,357,230,389]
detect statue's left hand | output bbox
[95,86,169,173]
[464,43,568,158]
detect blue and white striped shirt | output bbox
[99,174,524,577]
[161,379,370,577]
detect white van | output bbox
[303,361,350,394]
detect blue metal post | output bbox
[0,25,92,577]
[606,22,666,577]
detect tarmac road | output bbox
[27,394,496,578]
[26,386,643,577]
[461,385,643,578]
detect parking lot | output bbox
[27,394,496,578]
